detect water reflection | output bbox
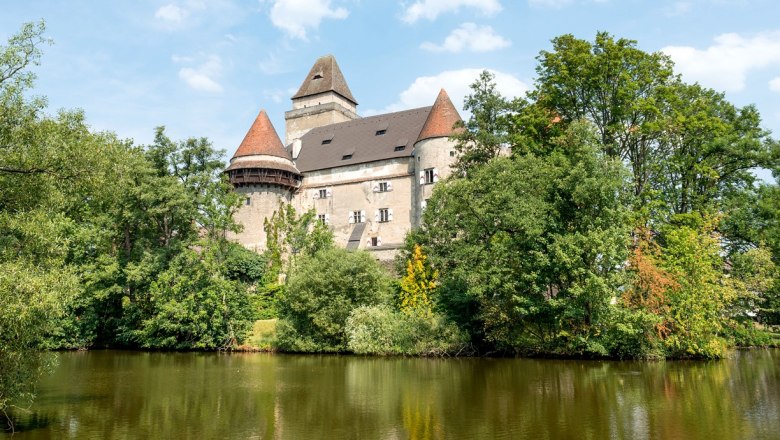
[3,350,778,439]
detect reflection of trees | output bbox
[12,350,780,439]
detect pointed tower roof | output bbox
[291,54,357,105]
[232,110,290,160]
[417,89,463,142]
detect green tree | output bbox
[451,71,514,174]
[417,122,632,355]
[276,248,393,352]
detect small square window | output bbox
[319,189,328,198]
[394,145,405,152]
[342,154,353,160]
[352,211,363,223]
[378,182,388,192]
[375,129,386,136]
[449,150,455,157]
[317,214,327,224]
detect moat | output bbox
[3,350,779,439]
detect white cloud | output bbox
[268,0,349,40]
[367,68,527,116]
[402,0,502,23]
[664,1,692,16]
[662,30,780,92]
[770,77,780,93]
[421,23,511,53]
[528,0,573,8]
[178,55,224,93]
[155,4,189,25]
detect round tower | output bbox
[226,109,302,251]
[413,89,463,226]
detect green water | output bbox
[3,350,779,439]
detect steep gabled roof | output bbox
[232,110,291,160]
[417,89,463,142]
[295,106,432,172]
[291,54,357,105]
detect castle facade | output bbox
[225,55,462,259]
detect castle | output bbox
[225,55,462,259]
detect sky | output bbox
[2,0,780,173]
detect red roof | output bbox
[232,110,290,160]
[417,89,463,142]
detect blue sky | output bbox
[2,0,780,170]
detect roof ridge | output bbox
[306,106,433,134]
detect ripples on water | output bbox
[3,349,779,439]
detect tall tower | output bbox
[284,54,359,156]
[226,110,302,251]
[413,89,462,226]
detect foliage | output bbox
[132,246,254,349]
[276,248,393,352]
[451,71,515,174]
[346,305,469,356]
[399,245,437,317]
[263,202,334,281]
[416,122,632,356]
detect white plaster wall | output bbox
[227,184,293,251]
[413,137,458,226]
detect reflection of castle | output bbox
[226,55,462,259]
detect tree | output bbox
[276,248,393,352]
[399,245,438,317]
[451,71,514,174]
[417,122,632,355]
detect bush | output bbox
[346,305,469,356]
[276,248,393,352]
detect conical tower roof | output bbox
[291,54,357,105]
[232,110,290,160]
[417,89,463,142]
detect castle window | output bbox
[349,210,365,224]
[317,214,329,225]
[375,129,386,136]
[313,73,323,79]
[342,154,353,160]
[378,208,392,223]
[321,139,331,145]
[245,197,251,206]
[394,145,405,152]
[371,237,379,247]
[422,168,437,185]
[319,189,328,199]
[450,150,456,157]
[378,182,388,192]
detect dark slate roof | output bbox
[418,89,463,142]
[295,106,432,172]
[291,54,357,105]
[232,110,291,160]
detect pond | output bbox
[3,349,779,439]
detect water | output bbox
[4,350,779,439]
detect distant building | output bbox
[225,55,462,259]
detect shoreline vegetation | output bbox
[2,21,780,427]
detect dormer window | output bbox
[322,139,332,145]
[313,72,324,79]
[394,145,405,152]
[375,129,386,136]
[342,154,353,160]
